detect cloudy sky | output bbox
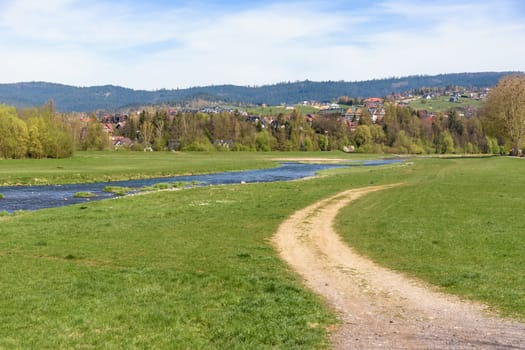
[0,0,524,89]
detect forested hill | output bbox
[0,72,519,112]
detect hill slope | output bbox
[0,72,519,112]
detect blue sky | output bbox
[0,0,524,89]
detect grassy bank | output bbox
[0,152,272,186]
[336,157,525,320]
[0,157,407,349]
[0,151,383,186]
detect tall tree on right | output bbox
[483,75,525,156]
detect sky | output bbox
[0,0,524,90]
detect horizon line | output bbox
[1,71,522,92]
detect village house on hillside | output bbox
[344,107,362,121]
[364,97,383,108]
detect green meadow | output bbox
[0,152,274,186]
[337,157,525,319]
[0,151,380,186]
[0,152,524,348]
[408,95,483,111]
[0,152,402,349]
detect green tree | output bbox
[438,130,455,154]
[393,130,424,154]
[485,136,501,154]
[271,113,289,151]
[152,110,169,151]
[318,133,329,151]
[288,109,317,151]
[382,104,399,146]
[255,130,276,151]
[81,115,108,151]
[370,124,386,144]
[464,117,484,153]
[27,103,74,158]
[354,125,372,149]
[0,105,28,159]
[27,123,44,158]
[393,130,411,154]
[359,109,373,125]
[483,75,525,155]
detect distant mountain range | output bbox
[0,72,520,112]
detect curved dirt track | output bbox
[273,185,525,349]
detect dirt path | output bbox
[273,185,525,349]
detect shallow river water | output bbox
[0,160,402,212]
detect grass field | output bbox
[0,151,381,186]
[1,153,524,348]
[337,157,525,319]
[0,153,405,349]
[0,152,273,186]
[408,95,483,111]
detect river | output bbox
[0,160,402,212]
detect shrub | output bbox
[182,138,214,152]
[153,183,170,190]
[73,191,95,198]
[103,186,131,196]
[231,143,252,152]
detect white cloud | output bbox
[0,0,523,89]
[358,1,525,78]
[0,0,192,48]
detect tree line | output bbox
[0,103,73,159]
[93,109,508,155]
[112,75,525,155]
[0,75,523,159]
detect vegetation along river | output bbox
[0,160,402,212]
